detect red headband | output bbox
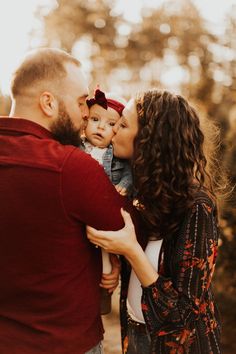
[86,88,125,116]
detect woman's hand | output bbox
[86,208,140,257]
[100,254,120,293]
[87,208,159,287]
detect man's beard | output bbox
[50,104,81,147]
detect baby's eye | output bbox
[120,122,126,128]
[109,122,116,127]
[91,116,99,122]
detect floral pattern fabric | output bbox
[120,191,221,353]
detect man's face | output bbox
[59,62,89,130]
[50,101,81,146]
[50,62,89,146]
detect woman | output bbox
[87,90,223,353]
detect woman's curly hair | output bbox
[132,89,225,240]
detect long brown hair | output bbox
[132,89,225,240]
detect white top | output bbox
[90,146,107,165]
[127,239,163,323]
[83,141,107,165]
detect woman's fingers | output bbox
[87,226,112,240]
[86,226,111,249]
[86,225,102,239]
[121,208,134,229]
[86,209,138,255]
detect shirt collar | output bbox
[0,117,53,140]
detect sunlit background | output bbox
[0,0,235,94]
[1,1,236,353]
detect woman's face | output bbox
[112,98,139,159]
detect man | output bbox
[0,48,131,354]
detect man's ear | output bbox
[39,91,58,117]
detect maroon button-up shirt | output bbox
[0,117,127,354]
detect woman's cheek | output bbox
[113,143,122,158]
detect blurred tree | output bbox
[214,7,236,353]
[35,0,124,87]
[0,92,11,115]
[221,5,236,205]
[125,0,217,99]
[36,0,219,96]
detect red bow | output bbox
[86,89,108,110]
[86,89,125,116]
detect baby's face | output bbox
[85,104,120,148]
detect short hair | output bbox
[11,47,81,97]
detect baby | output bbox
[81,88,132,314]
[82,88,132,196]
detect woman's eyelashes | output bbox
[120,121,127,128]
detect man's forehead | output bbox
[65,63,89,92]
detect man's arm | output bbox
[61,148,133,231]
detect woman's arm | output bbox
[141,201,219,334]
[125,241,158,287]
[87,201,219,335]
[87,208,158,287]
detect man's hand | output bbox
[100,254,120,293]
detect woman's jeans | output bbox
[85,341,103,354]
[126,322,151,354]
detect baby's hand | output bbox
[115,184,127,196]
